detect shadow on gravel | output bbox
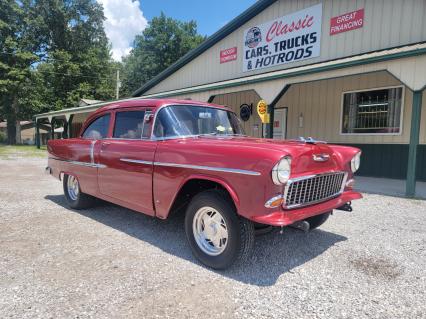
[45,194,347,286]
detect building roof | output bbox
[0,120,33,128]
[132,0,277,97]
[78,99,104,106]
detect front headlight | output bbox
[272,156,292,185]
[351,152,361,173]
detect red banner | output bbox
[220,47,237,64]
[330,8,364,35]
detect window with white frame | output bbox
[341,87,403,134]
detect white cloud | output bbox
[97,0,148,61]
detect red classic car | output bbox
[47,99,362,269]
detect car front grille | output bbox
[283,172,347,209]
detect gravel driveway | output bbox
[0,156,425,318]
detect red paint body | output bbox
[47,99,362,226]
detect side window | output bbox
[82,114,110,139]
[113,111,146,139]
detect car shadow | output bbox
[45,194,347,286]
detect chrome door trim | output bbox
[120,158,153,165]
[49,157,106,169]
[153,161,261,176]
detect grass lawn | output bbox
[0,144,47,159]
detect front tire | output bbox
[63,174,95,209]
[184,190,254,269]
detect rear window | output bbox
[113,111,146,139]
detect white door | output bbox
[273,108,287,139]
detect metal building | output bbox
[35,0,426,196]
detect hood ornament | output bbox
[313,153,330,162]
[296,137,327,144]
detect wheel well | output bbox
[168,179,235,218]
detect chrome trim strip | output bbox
[153,161,261,176]
[90,140,96,164]
[49,157,106,169]
[120,158,153,165]
[283,171,347,209]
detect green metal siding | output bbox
[345,144,426,181]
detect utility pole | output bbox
[115,69,121,99]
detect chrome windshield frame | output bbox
[150,104,245,141]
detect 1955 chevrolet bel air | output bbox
[47,99,362,269]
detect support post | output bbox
[35,120,40,149]
[68,114,74,138]
[267,84,291,138]
[406,90,423,197]
[50,118,55,140]
[63,119,68,139]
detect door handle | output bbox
[101,141,111,147]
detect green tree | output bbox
[35,0,116,110]
[0,0,44,144]
[0,0,118,144]
[121,12,205,96]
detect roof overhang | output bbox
[139,43,426,99]
[34,42,426,121]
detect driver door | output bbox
[97,108,156,215]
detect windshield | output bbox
[153,105,245,139]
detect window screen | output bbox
[341,87,403,134]
[82,114,110,139]
[113,111,146,139]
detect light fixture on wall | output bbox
[298,113,304,128]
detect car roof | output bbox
[91,98,229,117]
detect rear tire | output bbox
[63,174,95,209]
[305,212,331,229]
[184,190,254,269]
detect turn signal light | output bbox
[345,179,355,189]
[265,195,284,208]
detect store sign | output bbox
[243,4,322,72]
[330,8,364,35]
[220,47,237,63]
[256,100,269,123]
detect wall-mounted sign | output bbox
[256,100,269,123]
[330,8,364,35]
[243,4,322,72]
[220,47,238,63]
[239,103,252,121]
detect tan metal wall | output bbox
[276,71,413,144]
[146,0,426,95]
[210,90,264,137]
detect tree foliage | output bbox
[121,12,205,96]
[0,0,116,143]
[0,3,205,144]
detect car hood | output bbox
[194,136,355,175]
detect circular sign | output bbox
[240,104,251,122]
[257,100,267,115]
[245,27,262,48]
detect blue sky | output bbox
[140,1,257,36]
[98,0,256,60]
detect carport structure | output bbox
[35,0,426,198]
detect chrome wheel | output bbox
[192,206,228,256]
[66,175,79,201]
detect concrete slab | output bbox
[354,176,426,199]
